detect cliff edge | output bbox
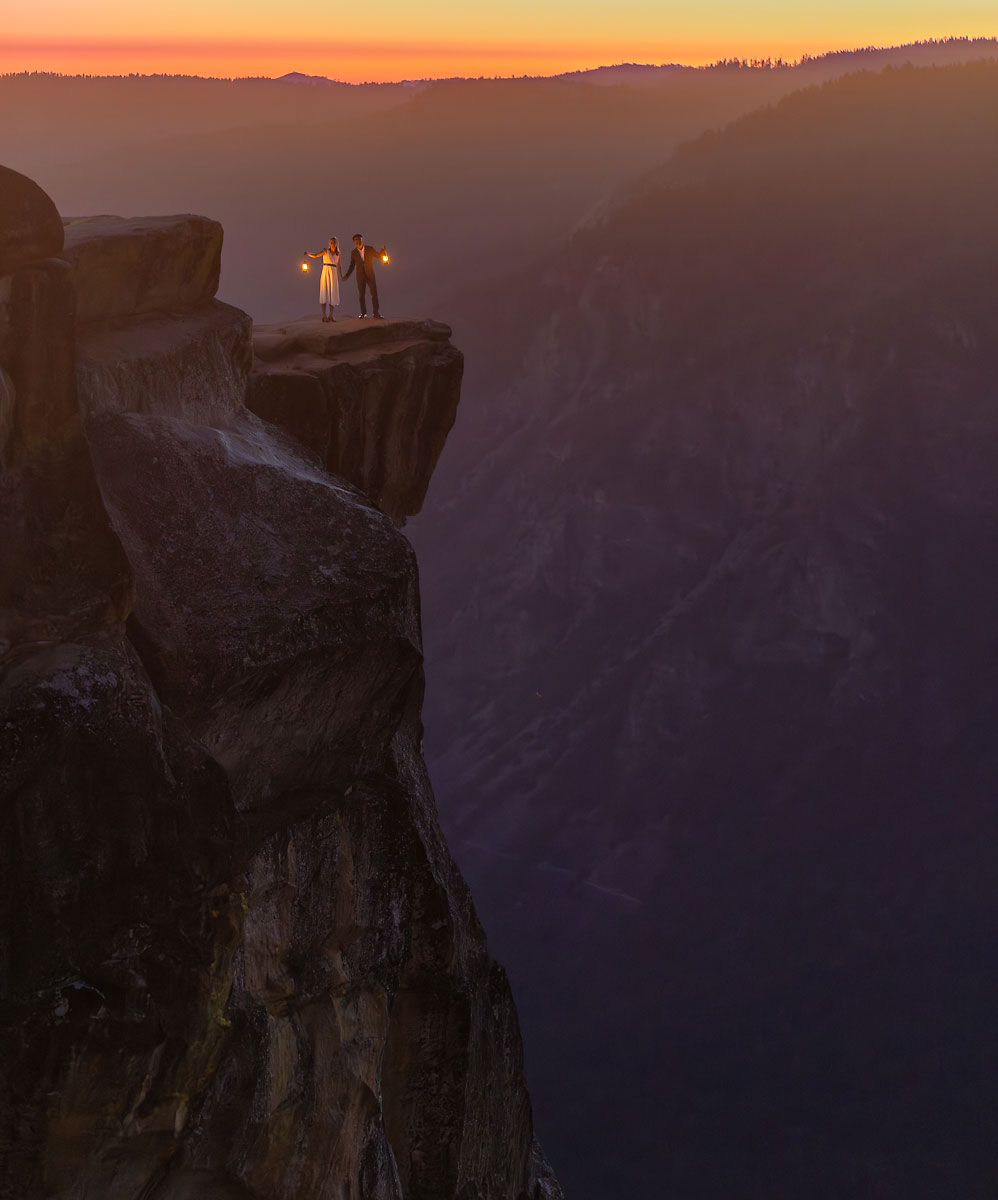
[0,166,560,1200]
[249,316,462,525]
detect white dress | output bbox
[319,250,340,305]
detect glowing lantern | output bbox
[380,244,390,265]
[300,256,310,273]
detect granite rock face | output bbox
[62,215,223,325]
[0,184,131,652]
[77,303,253,424]
[248,317,463,523]
[0,180,559,1200]
[0,166,63,274]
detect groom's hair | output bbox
[353,233,363,241]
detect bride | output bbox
[304,237,341,322]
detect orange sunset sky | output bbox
[3,0,995,81]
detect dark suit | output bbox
[341,244,381,316]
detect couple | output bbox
[304,234,384,322]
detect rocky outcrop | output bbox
[77,303,252,424]
[62,215,223,325]
[0,166,63,274]
[0,175,559,1200]
[249,317,462,523]
[0,168,131,652]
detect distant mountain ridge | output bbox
[557,36,998,83]
[11,34,998,334]
[5,36,996,87]
[561,35,994,71]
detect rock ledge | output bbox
[249,315,463,522]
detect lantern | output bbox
[301,256,310,273]
[380,244,390,265]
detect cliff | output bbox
[248,317,462,524]
[0,166,559,1200]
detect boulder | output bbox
[62,214,223,324]
[77,301,252,424]
[0,164,63,274]
[85,407,421,807]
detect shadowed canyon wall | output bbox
[0,165,559,1200]
[409,61,998,1199]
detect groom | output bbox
[342,233,383,319]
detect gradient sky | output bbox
[4,0,995,80]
